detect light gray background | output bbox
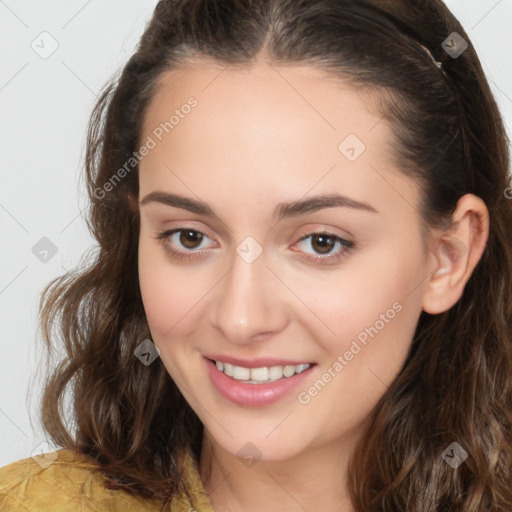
[1,0,511,467]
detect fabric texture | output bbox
[0,447,216,511]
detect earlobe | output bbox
[422,235,468,314]
[421,194,489,315]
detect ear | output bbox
[422,194,490,315]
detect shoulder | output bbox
[0,448,162,511]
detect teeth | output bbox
[232,366,251,380]
[223,362,234,377]
[283,365,296,377]
[214,360,311,384]
[269,366,283,380]
[250,367,269,380]
[296,364,309,374]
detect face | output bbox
[137,59,430,462]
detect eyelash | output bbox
[154,228,356,265]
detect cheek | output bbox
[138,237,203,339]
[300,238,424,369]
[291,256,422,433]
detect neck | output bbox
[198,430,358,512]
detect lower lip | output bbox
[204,357,315,407]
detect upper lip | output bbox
[204,354,314,368]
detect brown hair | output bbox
[40,0,512,509]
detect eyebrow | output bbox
[140,191,378,221]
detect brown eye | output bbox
[294,231,356,265]
[179,229,204,249]
[156,228,215,260]
[310,234,336,255]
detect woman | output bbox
[1,0,511,510]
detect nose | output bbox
[209,247,289,345]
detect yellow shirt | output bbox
[0,448,215,511]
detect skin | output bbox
[137,58,489,512]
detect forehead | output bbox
[138,59,418,222]
[141,59,386,152]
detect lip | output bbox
[203,353,314,369]
[203,356,316,407]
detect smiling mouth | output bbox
[207,358,314,384]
